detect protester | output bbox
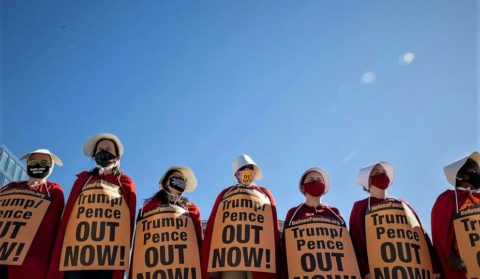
[48,133,136,279]
[282,167,360,278]
[349,161,440,279]
[130,165,202,279]
[432,151,480,278]
[0,149,64,279]
[201,154,280,279]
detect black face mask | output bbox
[27,164,50,179]
[94,150,116,167]
[168,177,186,192]
[464,172,480,189]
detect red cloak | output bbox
[349,197,440,278]
[431,189,480,279]
[201,185,281,279]
[282,203,344,279]
[0,181,64,279]
[129,198,203,279]
[47,171,136,279]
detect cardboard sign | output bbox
[453,203,480,278]
[60,180,131,271]
[0,187,51,265]
[365,200,433,278]
[208,186,276,273]
[284,215,361,279]
[132,204,201,279]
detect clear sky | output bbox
[1,1,478,233]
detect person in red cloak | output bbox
[432,151,480,279]
[349,161,441,279]
[282,167,346,278]
[201,154,281,279]
[47,133,136,279]
[129,165,203,278]
[0,149,64,279]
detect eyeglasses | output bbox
[27,159,51,167]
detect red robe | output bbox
[129,198,204,279]
[201,185,281,279]
[349,197,440,278]
[0,181,64,279]
[282,203,344,279]
[431,189,480,279]
[47,171,137,279]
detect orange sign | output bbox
[208,186,276,273]
[0,187,51,265]
[284,215,360,279]
[453,203,480,278]
[60,180,131,271]
[365,201,433,278]
[131,204,201,279]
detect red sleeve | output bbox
[119,174,137,240]
[258,187,281,278]
[47,172,90,279]
[432,190,462,279]
[129,208,144,279]
[349,199,370,278]
[201,187,231,279]
[188,203,203,250]
[111,174,137,279]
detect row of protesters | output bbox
[0,136,478,279]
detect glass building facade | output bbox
[0,145,28,186]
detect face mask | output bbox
[27,164,50,179]
[237,169,254,185]
[168,177,186,192]
[370,173,390,190]
[303,181,325,197]
[94,150,116,167]
[459,172,480,189]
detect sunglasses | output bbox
[27,159,51,167]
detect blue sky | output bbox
[1,1,478,233]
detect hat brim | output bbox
[83,133,124,157]
[232,154,263,180]
[20,149,63,167]
[159,166,198,193]
[358,161,395,190]
[444,152,480,186]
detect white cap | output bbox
[299,167,331,196]
[83,133,124,157]
[358,161,395,191]
[20,149,63,166]
[159,165,198,192]
[232,154,263,180]
[444,152,480,187]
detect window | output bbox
[3,177,11,186]
[6,158,16,178]
[13,165,20,181]
[0,151,9,172]
[15,165,23,181]
[0,173,4,187]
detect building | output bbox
[0,145,28,186]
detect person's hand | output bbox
[364,274,371,279]
[448,250,466,272]
[434,273,442,279]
